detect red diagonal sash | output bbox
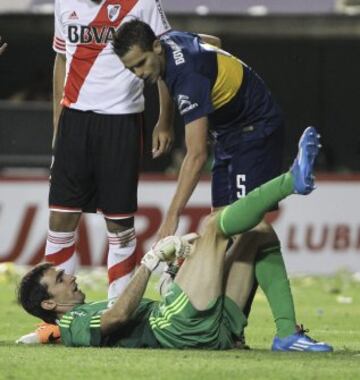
[63,0,138,106]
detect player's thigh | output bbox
[95,113,143,217]
[174,213,229,310]
[223,232,260,310]
[49,108,96,210]
[228,128,284,204]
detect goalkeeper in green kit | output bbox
[18,127,333,352]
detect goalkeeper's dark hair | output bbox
[113,19,157,58]
[17,263,58,324]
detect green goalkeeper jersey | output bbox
[59,299,160,348]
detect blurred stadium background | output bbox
[0,0,360,275]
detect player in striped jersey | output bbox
[49,0,173,302]
[17,129,333,351]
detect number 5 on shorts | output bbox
[236,174,246,198]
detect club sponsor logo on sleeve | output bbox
[177,94,198,115]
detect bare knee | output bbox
[49,211,81,232]
[201,211,224,238]
[105,217,134,234]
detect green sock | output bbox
[218,172,294,236]
[255,245,296,338]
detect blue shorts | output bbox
[211,126,284,208]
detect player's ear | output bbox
[153,39,162,54]
[41,299,57,311]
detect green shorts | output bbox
[149,283,247,349]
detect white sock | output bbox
[45,230,77,275]
[107,228,137,300]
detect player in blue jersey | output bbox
[113,20,284,233]
[112,20,291,343]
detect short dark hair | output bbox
[113,19,157,58]
[17,263,58,324]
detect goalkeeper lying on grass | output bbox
[18,127,332,352]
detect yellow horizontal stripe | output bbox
[212,53,244,110]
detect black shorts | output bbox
[211,125,284,208]
[49,107,143,218]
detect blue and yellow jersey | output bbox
[161,31,283,146]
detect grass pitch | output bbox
[0,265,359,380]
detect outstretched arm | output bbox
[100,265,151,335]
[157,117,208,239]
[100,241,184,335]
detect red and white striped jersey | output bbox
[53,0,171,114]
